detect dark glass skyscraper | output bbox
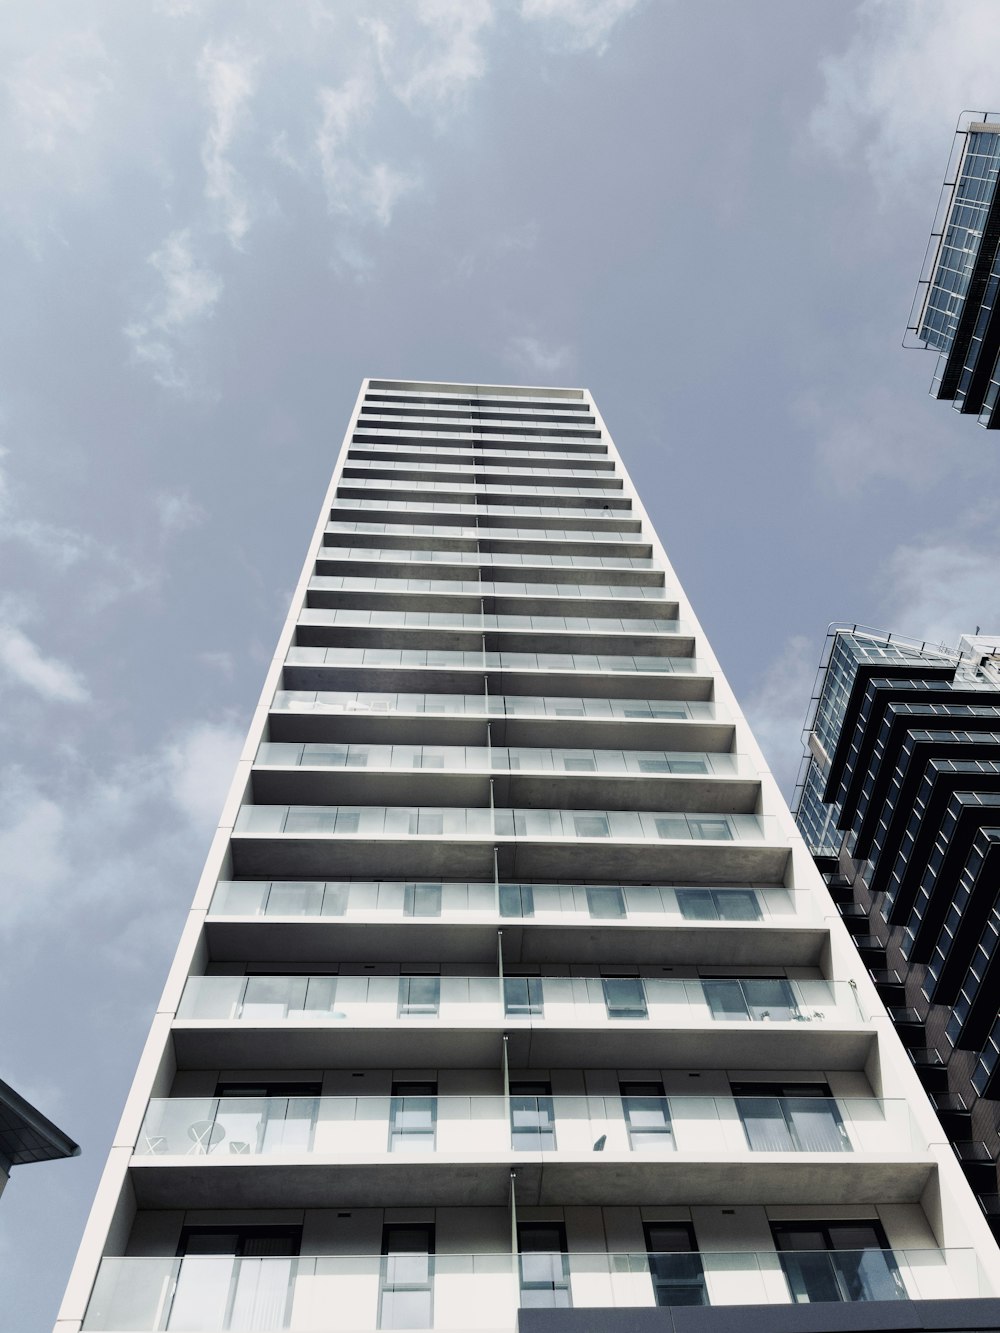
[908,114,1000,428]
[795,626,1000,1232]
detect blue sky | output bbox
[2,2,1000,1328]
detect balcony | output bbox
[318,545,657,571]
[294,610,694,661]
[269,689,728,744]
[249,745,758,814]
[204,881,818,968]
[267,692,732,753]
[127,1095,928,1209]
[334,481,631,506]
[81,1247,986,1332]
[329,501,637,531]
[324,520,649,549]
[229,804,786,881]
[307,575,672,602]
[283,648,711,702]
[171,976,868,1069]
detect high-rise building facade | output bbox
[908,112,1000,428]
[58,383,1000,1333]
[796,625,1000,1244]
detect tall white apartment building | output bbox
[58,381,1000,1333]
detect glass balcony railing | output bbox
[233,805,770,843]
[347,442,614,467]
[175,975,860,1026]
[356,410,599,428]
[209,879,785,924]
[82,1247,984,1331]
[335,499,633,522]
[308,575,671,600]
[270,690,720,721]
[135,1095,917,1159]
[326,521,645,544]
[352,423,603,443]
[343,459,619,482]
[338,479,627,500]
[285,646,705,675]
[253,743,749,779]
[297,609,682,635]
[320,546,657,570]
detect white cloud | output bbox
[878,540,1000,648]
[810,0,999,196]
[315,76,419,227]
[199,649,236,679]
[795,385,963,496]
[0,448,93,569]
[162,718,245,830]
[0,27,117,248]
[0,773,68,929]
[148,229,224,327]
[4,30,113,159]
[124,229,223,391]
[367,0,494,113]
[365,161,419,227]
[0,615,89,704]
[0,716,243,941]
[454,221,538,280]
[742,634,817,800]
[505,333,573,376]
[156,489,206,539]
[198,43,258,248]
[519,0,643,54]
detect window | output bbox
[398,975,440,1017]
[644,1223,705,1306]
[380,1225,434,1329]
[171,1227,300,1330]
[320,883,349,916]
[499,884,534,918]
[177,1224,302,1255]
[563,756,596,772]
[518,1223,570,1307]
[620,1081,672,1150]
[510,1081,556,1150]
[667,757,709,774]
[213,1082,321,1155]
[403,883,442,918]
[266,882,325,916]
[574,814,610,837]
[504,977,543,1017]
[637,757,670,773]
[586,887,626,919]
[688,817,732,840]
[677,889,760,922]
[603,977,647,1019]
[389,1082,437,1152]
[731,1082,848,1153]
[654,816,688,839]
[702,977,796,1022]
[772,1221,906,1304]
